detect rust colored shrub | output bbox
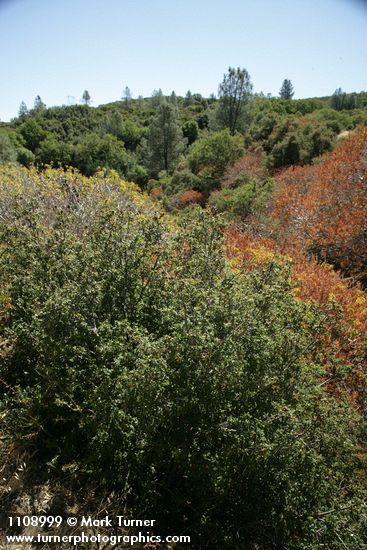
[175,189,205,208]
[220,148,268,188]
[272,128,367,284]
[226,227,367,406]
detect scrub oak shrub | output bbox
[208,178,273,220]
[0,166,366,549]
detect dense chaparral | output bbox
[1,74,367,548]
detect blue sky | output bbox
[0,0,366,121]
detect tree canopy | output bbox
[217,66,253,134]
[279,78,295,99]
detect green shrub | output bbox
[165,165,201,196]
[0,166,365,548]
[36,136,73,167]
[0,132,17,163]
[208,179,274,219]
[187,129,243,194]
[73,133,132,176]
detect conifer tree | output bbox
[279,79,295,99]
[82,90,91,106]
[33,95,46,111]
[122,86,132,108]
[217,67,253,135]
[144,98,186,174]
[18,101,28,119]
[184,90,193,106]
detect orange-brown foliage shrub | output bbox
[175,190,205,208]
[226,228,367,406]
[273,127,367,284]
[150,186,164,200]
[220,148,268,189]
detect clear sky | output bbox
[0,0,366,121]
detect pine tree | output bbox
[184,90,193,106]
[217,67,253,135]
[170,91,177,105]
[143,98,186,174]
[279,79,295,99]
[18,101,28,119]
[33,95,46,111]
[151,88,164,107]
[82,90,91,106]
[122,86,132,108]
[330,88,348,110]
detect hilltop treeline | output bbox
[1,73,367,202]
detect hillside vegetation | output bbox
[1,71,367,548]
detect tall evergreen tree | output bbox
[279,79,295,99]
[33,95,46,111]
[18,101,28,119]
[143,98,186,174]
[184,90,193,106]
[170,90,177,105]
[122,86,132,108]
[151,88,164,107]
[82,90,91,106]
[217,67,253,135]
[329,87,358,110]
